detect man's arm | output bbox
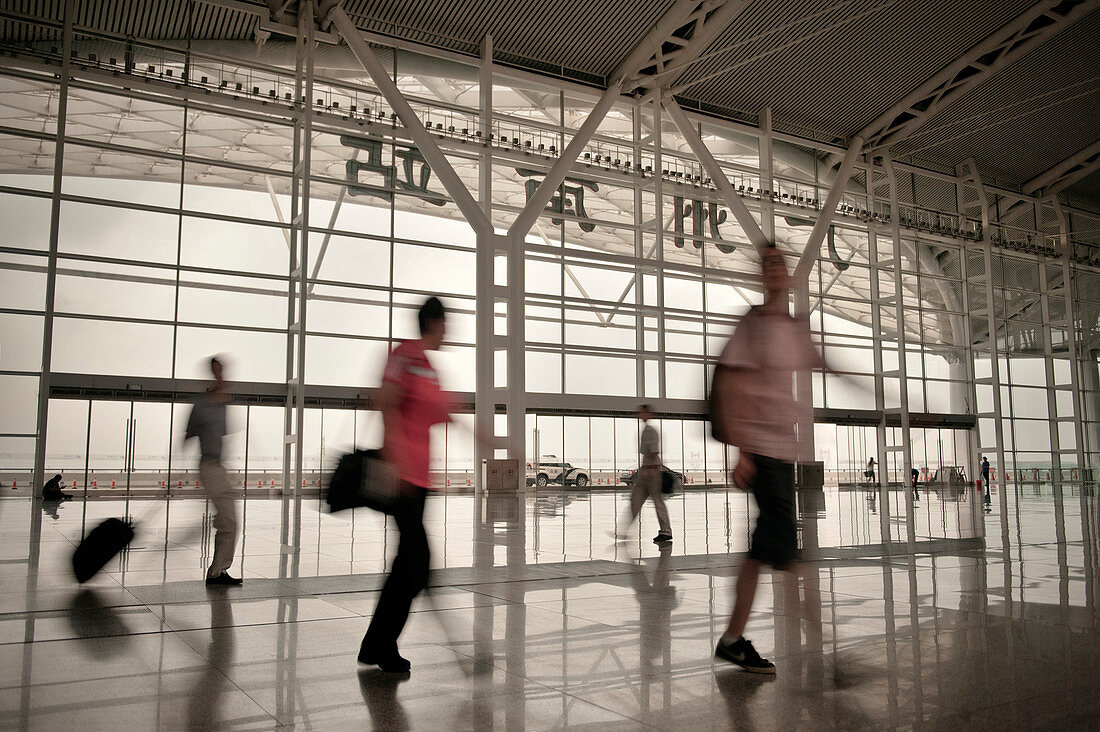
[713,365,758,490]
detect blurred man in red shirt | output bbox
[359,297,453,673]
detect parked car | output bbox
[620,465,685,490]
[526,456,590,488]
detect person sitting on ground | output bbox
[42,474,72,500]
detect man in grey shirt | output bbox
[621,404,672,543]
[711,245,825,674]
[185,356,241,586]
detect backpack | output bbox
[708,365,732,444]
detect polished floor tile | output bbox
[0,483,1096,729]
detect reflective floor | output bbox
[0,483,1097,730]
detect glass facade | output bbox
[0,7,1097,503]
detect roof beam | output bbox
[662,96,770,252]
[509,0,743,241]
[1022,138,1100,197]
[794,136,863,281]
[328,6,493,236]
[857,0,1099,153]
[624,0,751,93]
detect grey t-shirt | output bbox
[718,305,825,462]
[185,392,227,461]
[640,423,661,467]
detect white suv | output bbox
[526,456,589,488]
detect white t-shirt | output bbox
[717,305,824,462]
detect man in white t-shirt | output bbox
[711,245,825,674]
[631,404,672,543]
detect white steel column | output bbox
[633,97,645,399]
[960,159,1008,499]
[475,34,494,488]
[758,107,775,244]
[884,157,915,545]
[653,100,667,399]
[280,2,314,578]
[32,0,73,493]
[506,230,525,464]
[1039,253,1062,478]
[1055,202,1088,479]
[867,222,891,541]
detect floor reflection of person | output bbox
[631,544,677,670]
[41,498,63,520]
[358,670,410,730]
[359,297,451,674]
[711,245,826,675]
[187,590,236,730]
[185,356,241,587]
[630,544,677,721]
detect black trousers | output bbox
[363,483,429,656]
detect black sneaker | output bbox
[715,636,776,674]
[653,533,673,544]
[205,572,243,586]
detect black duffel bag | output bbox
[326,449,399,514]
[661,469,678,495]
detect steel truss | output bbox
[858,0,1099,153]
[14,0,1100,498]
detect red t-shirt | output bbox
[382,339,451,488]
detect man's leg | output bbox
[200,460,238,578]
[363,488,429,666]
[645,468,672,537]
[725,558,761,638]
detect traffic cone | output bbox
[257,479,262,487]
[160,480,165,488]
[269,479,275,487]
[466,477,471,485]
[92,479,97,488]
[10,480,15,490]
[178,479,183,488]
[72,480,77,488]
[111,479,116,488]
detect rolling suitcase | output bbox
[72,517,135,583]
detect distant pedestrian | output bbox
[185,356,240,586]
[710,245,826,675]
[865,457,876,485]
[981,456,991,503]
[911,467,920,500]
[42,473,72,500]
[619,405,672,544]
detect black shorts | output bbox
[748,455,798,569]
